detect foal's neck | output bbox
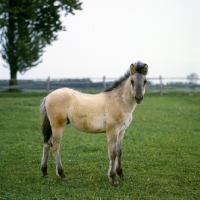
[120,79,137,111]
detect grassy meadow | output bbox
[0,92,200,199]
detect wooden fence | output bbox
[0,76,200,95]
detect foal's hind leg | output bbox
[41,142,51,177]
[51,125,67,181]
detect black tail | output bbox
[40,97,52,143]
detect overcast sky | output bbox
[0,0,200,80]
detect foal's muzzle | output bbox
[135,95,143,104]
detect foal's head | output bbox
[129,61,148,104]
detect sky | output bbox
[0,0,200,81]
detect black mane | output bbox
[104,61,147,92]
[104,71,130,92]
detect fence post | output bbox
[159,75,163,96]
[47,76,50,94]
[103,76,106,90]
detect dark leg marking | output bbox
[58,167,68,181]
[41,166,48,178]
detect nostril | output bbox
[135,95,143,101]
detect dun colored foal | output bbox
[40,61,148,186]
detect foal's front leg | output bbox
[115,130,125,180]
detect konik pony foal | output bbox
[40,61,148,186]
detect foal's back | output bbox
[45,88,107,133]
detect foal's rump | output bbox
[43,88,107,133]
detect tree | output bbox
[187,73,199,90]
[0,0,82,90]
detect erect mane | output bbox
[134,61,148,75]
[104,61,147,92]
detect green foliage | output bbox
[187,73,199,90]
[187,73,198,84]
[0,0,82,86]
[0,93,200,199]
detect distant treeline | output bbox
[0,78,113,90]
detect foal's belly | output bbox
[69,114,106,133]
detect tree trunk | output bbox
[9,69,18,91]
[8,0,18,91]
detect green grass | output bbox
[0,92,200,199]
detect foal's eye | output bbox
[144,80,147,85]
[131,79,134,85]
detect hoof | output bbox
[113,180,120,187]
[61,177,68,182]
[41,167,48,178]
[113,183,120,187]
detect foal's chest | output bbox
[118,114,133,132]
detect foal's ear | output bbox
[130,64,136,75]
[144,64,148,73]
